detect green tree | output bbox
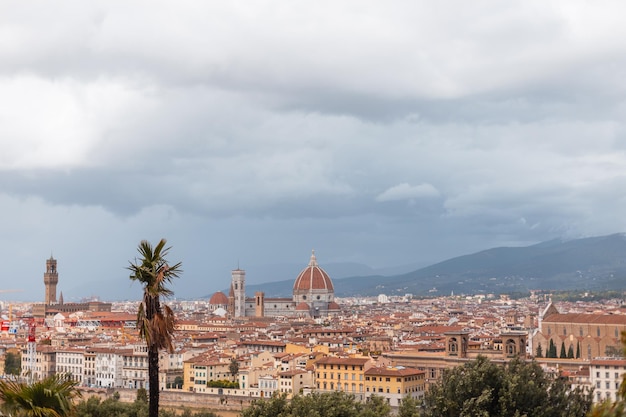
[229,357,240,382]
[422,356,503,417]
[241,393,289,417]
[559,341,567,358]
[128,239,182,417]
[546,339,556,358]
[548,339,557,358]
[398,395,421,417]
[0,374,81,417]
[136,387,148,403]
[421,355,592,417]
[4,351,21,376]
[242,391,391,417]
[362,395,391,417]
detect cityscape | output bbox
[2,2,626,416]
[0,249,624,415]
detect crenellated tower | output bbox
[44,256,58,305]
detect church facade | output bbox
[209,251,341,319]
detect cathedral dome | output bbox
[209,291,228,305]
[293,250,334,292]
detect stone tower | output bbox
[231,269,245,318]
[44,256,58,305]
[255,291,265,317]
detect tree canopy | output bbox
[241,391,391,417]
[74,395,219,417]
[3,351,21,376]
[420,356,592,417]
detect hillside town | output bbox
[1,253,625,413]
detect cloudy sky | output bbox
[2,1,626,301]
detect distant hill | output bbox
[245,233,626,298]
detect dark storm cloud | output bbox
[1,1,626,299]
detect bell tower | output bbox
[44,256,58,305]
[231,268,245,318]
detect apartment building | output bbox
[55,348,85,384]
[314,356,372,396]
[363,366,425,407]
[94,347,125,388]
[590,357,626,404]
[122,345,148,389]
[183,354,233,393]
[278,369,314,397]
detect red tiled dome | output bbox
[209,291,228,305]
[293,250,334,292]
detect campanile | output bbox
[44,256,58,305]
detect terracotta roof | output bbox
[590,358,626,366]
[209,291,229,305]
[315,356,371,366]
[543,313,626,325]
[365,366,425,377]
[296,302,310,311]
[293,250,334,292]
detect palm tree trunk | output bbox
[149,343,160,417]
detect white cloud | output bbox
[376,183,440,202]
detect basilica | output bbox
[208,250,341,319]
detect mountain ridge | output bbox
[243,233,626,298]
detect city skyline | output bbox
[2,2,626,300]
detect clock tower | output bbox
[44,256,58,305]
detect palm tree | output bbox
[128,239,182,417]
[0,374,81,417]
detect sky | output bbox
[1,1,626,301]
